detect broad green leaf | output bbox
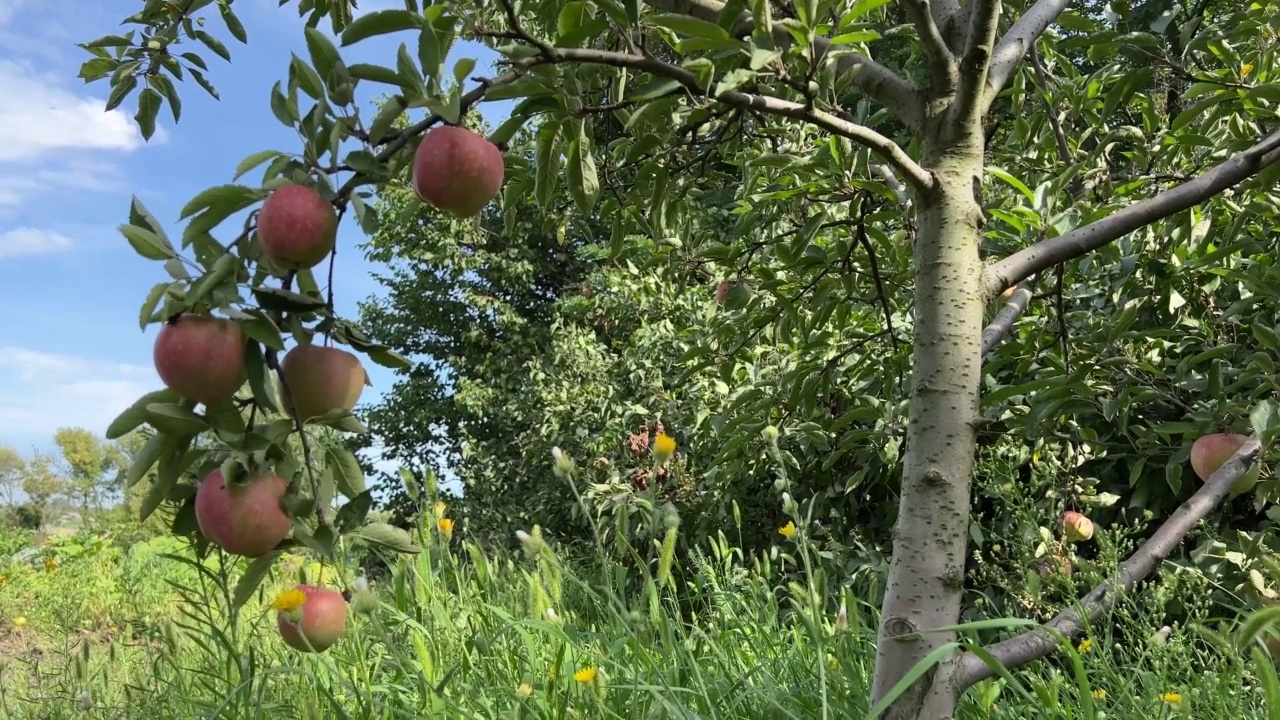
[119,224,177,261]
[340,9,421,46]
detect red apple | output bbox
[256,184,337,270]
[153,314,247,406]
[279,344,367,422]
[194,470,292,558]
[714,280,734,305]
[411,125,505,217]
[1061,511,1094,543]
[277,584,348,653]
[1190,433,1260,497]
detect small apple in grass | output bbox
[255,183,338,270]
[194,470,292,558]
[153,314,247,406]
[411,125,505,217]
[1190,432,1260,498]
[275,584,348,653]
[279,343,368,422]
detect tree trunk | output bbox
[871,115,986,719]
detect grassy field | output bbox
[1,513,1277,720]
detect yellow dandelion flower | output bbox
[653,432,676,464]
[1077,637,1092,653]
[438,517,455,541]
[1242,62,1255,77]
[434,500,447,517]
[12,616,27,628]
[516,682,533,698]
[271,588,307,613]
[1092,688,1106,700]
[573,666,597,684]
[44,557,58,571]
[1161,692,1182,705]
[779,521,797,539]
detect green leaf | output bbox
[245,342,279,413]
[126,196,164,237]
[145,404,210,436]
[355,522,421,553]
[290,54,326,100]
[335,490,374,533]
[326,446,367,500]
[232,550,284,610]
[251,286,327,313]
[368,347,412,370]
[340,9,421,46]
[149,74,182,122]
[125,433,170,489]
[234,149,286,180]
[105,76,137,112]
[239,310,286,351]
[140,437,193,519]
[646,13,731,41]
[219,3,248,43]
[184,253,239,308]
[105,389,183,439]
[349,62,405,87]
[304,27,349,92]
[535,119,561,209]
[566,136,601,215]
[194,30,231,62]
[179,184,261,221]
[311,409,369,434]
[119,224,177,261]
[138,282,169,329]
[134,88,162,141]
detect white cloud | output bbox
[0,227,74,260]
[0,0,32,28]
[0,56,164,208]
[0,60,153,162]
[0,347,154,447]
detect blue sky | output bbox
[0,0,510,475]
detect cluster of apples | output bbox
[146,124,504,652]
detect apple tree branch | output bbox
[983,0,1072,114]
[981,277,1037,357]
[984,128,1280,295]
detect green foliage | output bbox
[70,0,1280,714]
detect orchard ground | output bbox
[1,491,1279,719]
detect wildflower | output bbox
[653,432,676,464]
[835,604,848,632]
[1077,637,1092,654]
[516,682,533,698]
[1092,688,1106,700]
[433,500,447,517]
[12,616,27,627]
[438,517,455,542]
[551,446,575,477]
[762,425,779,442]
[1161,691,1182,706]
[1242,62,1255,77]
[779,521,797,540]
[574,666,597,684]
[272,588,307,619]
[44,557,58,572]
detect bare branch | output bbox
[903,0,957,92]
[984,0,1071,113]
[873,164,910,205]
[981,277,1037,356]
[535,45,934,191]
[985,129,1280,295]
[646,0,924,130]
[956,437,1263,691]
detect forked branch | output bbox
[953,0,1002,125]
[984,0,1072,113]
[955,436,1263,691]
[985,128,1280,294]
[532,47,935,191]
[903,0,958,91]
[645,0,924,129]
